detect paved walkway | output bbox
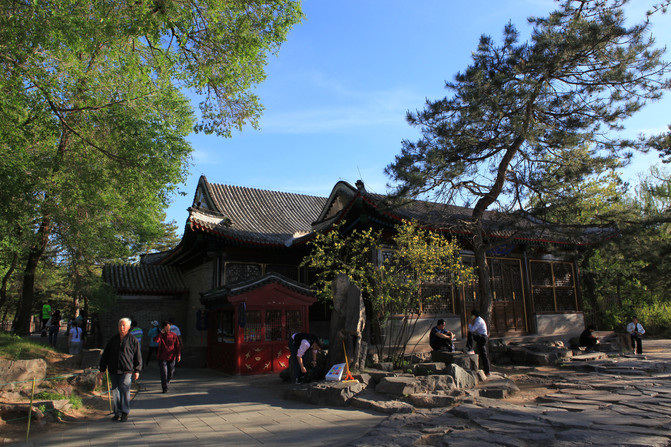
[10,340,671,446]
[12,367,384,447]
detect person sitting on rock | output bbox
[579,325,599,352]
[429,319,455,352]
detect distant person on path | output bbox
[626,316,645,354]
[153,321,181,393]
[465,309,490,376]
[98,317,142,422]
[68,321,83,354]
[48,307,61,348]
[168,317,182,346]
[288,332,322,384]
[145,320,160,367]
[41,301,52,331]
[579,325,599,352]
[429,319,455,352]
[130,320,143,347]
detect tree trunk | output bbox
[472,228,494,328]
[13,217,51,335]
[13,128,68,335]
[0,253,18,312]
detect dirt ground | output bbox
[0,351,115,444]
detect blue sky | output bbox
[166,0,671,228]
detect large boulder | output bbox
[80,348,102,370]
[375,376,421,396]
[0,359,47,391]
[285,381,364,407]
[350,392,416,414]
[329,274,367,370]
[449,364,478,389]
[68,368,99,391]
[406,392,464,408]
[417,374,455,393]
[412,362,447,375]
[430,351,479,371]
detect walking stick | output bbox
[106,370,112,413]
[26,377,36,442]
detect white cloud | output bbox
[257,71,423,134]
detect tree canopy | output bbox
[0,0,303,333]
[302,220,473,365]
[385,0,670,326]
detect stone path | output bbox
[7,340,671,446]
[10,367,384,446]
[344,339,671,447]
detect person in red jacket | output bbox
[153,321,181,393]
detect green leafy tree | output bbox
[386,0,670,327]
[303,220,473,366]
[1,0,303,334]
[527,156,671,332]
[375,222,473,365]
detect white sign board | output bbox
[325,363,346,381]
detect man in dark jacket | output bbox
[99,317,142,422]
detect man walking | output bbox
[153,321,181,393]
[99,318,142,422]
[41,301,52,332]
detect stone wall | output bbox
[383,315,463,354]
[534,312,585,336]
[183,260,214,348]
[97,296,186,353]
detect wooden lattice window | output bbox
[265,310,283,341]
[421,284,454,314]
[285,310,302,339]
[243,311,262,342]
[225,263,262,285]
[530,260,577,312]
[215,311,234,343]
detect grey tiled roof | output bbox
[184,177,610,249]
[200,272,315,306]
[103,264,188,294]
[316,182,612,247]
[188,178,327,246]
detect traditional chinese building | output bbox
[103,176,607,371]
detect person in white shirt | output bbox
[465,309,490,376]
[68,321,83,354]
[626,316,645,354]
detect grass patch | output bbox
[33,391,82,409]
[68,394,83,409]
[35,391,67,400]
[0,333,56,360]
